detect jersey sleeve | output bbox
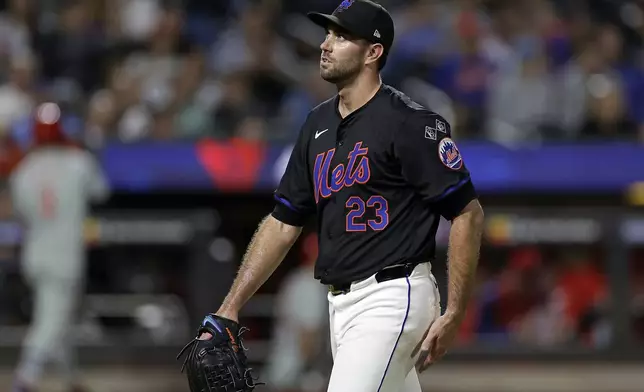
[271,116,316,227]
[394,111,477,220]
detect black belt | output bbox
[328,262,420,296]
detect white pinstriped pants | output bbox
[327,263,441,392]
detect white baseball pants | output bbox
[16,268,82,387]
[327,262,441,392]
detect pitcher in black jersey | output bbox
[211,1,484,391]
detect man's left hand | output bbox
[411,312,463,373]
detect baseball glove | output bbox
[177,314,263,392]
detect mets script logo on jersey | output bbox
[313,141,370,203]
[438,138,463,170]
[335,0,355,12]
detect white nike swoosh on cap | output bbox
[315,129,329,139]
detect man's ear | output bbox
[365,43,384,67]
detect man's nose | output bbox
[320,36,332,52]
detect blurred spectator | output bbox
[486,34,557,145]
[461,245,611,348]
[116,2,199,141]
[278,62,334,140]
[0,52,36,137]
[37,0,106,96]
[534,0,573,69]
[210,1,301,82]
[173,52,215,139]
[554,38,604,138]
[209,0,303,133]
[0,0,36,77]
[211,71,264,139]
[478,0,526,73]
[111,0,162,43]
[511,267,573,346]
[482,248,548,339]
[582,25,629,139]
[383,0,448,88]
[555,248,607,341]
[83,89,114,149]
[431,5,492,137]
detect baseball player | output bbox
[9,103,110,392]
[209,1,485,391]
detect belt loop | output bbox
[328,284,350,296]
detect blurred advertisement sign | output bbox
[621,217,644,245]
[484,215,602,245]
[96,141,644,193]
[436,209,604,247]
[0,211,216,246]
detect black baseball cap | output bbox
[307,0,395,69]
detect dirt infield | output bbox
[0,363,642,392]
[0,367,186,392]
[421,363,644,392]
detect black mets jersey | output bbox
[271,84,477,286]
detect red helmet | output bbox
[32,102,68,146]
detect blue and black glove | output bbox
[177,314,263,392]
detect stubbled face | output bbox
[319,27,369,84]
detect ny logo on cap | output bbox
[336,0,355,12]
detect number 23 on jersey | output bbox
[346,195,389,232]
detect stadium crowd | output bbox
[0,0,641,157]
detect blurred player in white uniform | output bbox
[264,233,329,392]
[9,103,110,392]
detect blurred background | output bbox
[0,0,643,391]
